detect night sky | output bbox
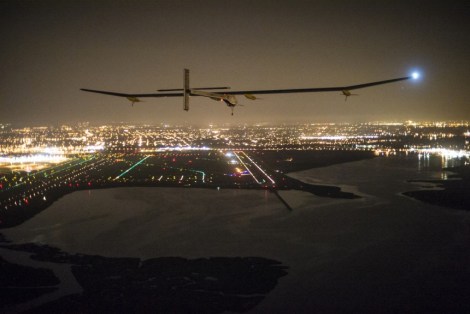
[1,0,469,126]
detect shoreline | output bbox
[1,150,373,229]
[403,166,470,211]
[0,180,359,229]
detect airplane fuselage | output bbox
[191,90,238,107]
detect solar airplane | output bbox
[81,69,419,115]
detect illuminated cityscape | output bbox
[1,121,469,156]
[1,121,469,227]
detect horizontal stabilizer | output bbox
[158,87,230,92]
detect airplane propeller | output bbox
[341,90,358,101]
[126,96,142,106]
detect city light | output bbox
[0,154,67,164]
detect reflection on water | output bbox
[417,153,466,174]
[440,155,466,169]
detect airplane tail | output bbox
[183,69,189,111]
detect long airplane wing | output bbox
[222,76,411,95]
[81,73,413,114]
[80,88,183,98]
[81,76,410,98]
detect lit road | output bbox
[232,151,261,184]
[115,155,150,179]
[234,151,276,187]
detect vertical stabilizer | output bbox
[183,69,189,111]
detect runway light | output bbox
[411,72,420,80]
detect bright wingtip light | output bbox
[411,71,420,80]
